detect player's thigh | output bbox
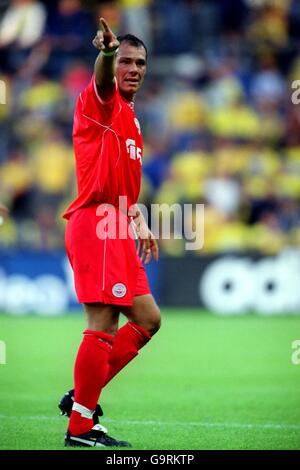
[122,294,161,336]
[84,303,120,335]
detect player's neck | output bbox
[120,91,136,106]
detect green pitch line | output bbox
[0,309,299,450]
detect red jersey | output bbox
[63,75,143,219]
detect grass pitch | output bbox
[0,309,299,450]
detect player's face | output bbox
[115,42,147,100]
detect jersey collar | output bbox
[123,99,134,110]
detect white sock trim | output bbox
[72,402,94,419]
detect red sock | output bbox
[103,322,151,387]
[68,329,114,436]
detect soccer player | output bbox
[61,18,161,448]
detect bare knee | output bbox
[123,295,161,337]
[84,303,119,335]
[149,306,161,336]
[135,305,161,337]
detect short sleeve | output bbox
[77,75,118,124]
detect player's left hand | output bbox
[137,224,159,265]
[132,211,159,264]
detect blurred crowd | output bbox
[1,0,300,255]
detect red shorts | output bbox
[65,204,151,306]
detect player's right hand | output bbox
[92,18,120,54]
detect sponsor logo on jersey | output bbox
[126,138,142,164]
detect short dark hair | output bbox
[117,34,148,59]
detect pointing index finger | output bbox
[100,17,111,33]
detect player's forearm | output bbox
[92,18,119,92]
[94,52,116,90]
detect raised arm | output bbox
[92,18,120,101]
